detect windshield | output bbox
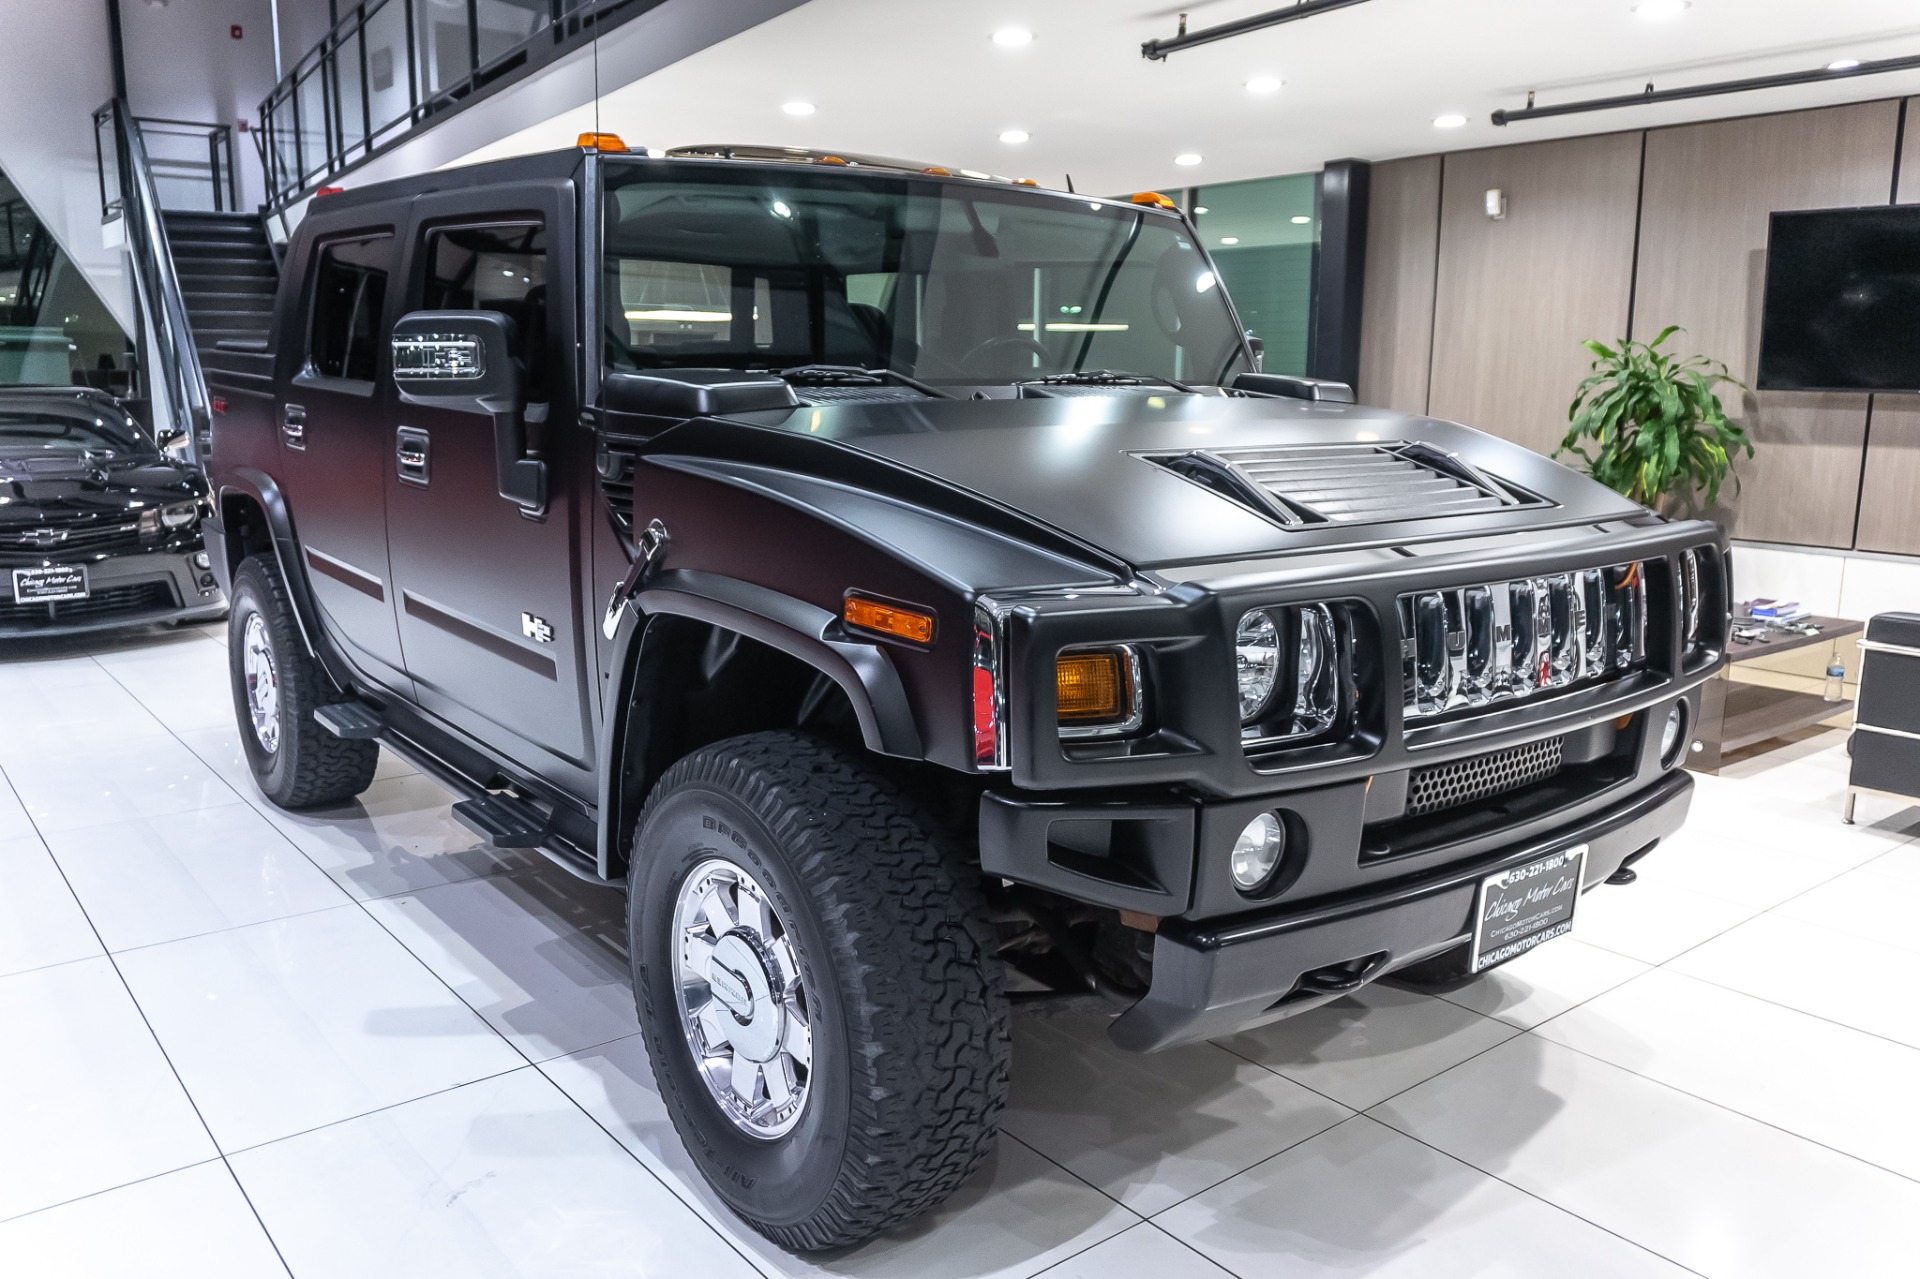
[0,401,153,455]
[600,163,1253,386]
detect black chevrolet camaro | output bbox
[0,386,225,637]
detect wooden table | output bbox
[1688,614,1863,774]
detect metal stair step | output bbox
[451,794,554,849]
[313,701,383,739]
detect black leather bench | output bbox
[1845,612,1920,823]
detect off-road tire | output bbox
[629,731,1009,1251]
[227,555,377,809]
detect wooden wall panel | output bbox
[1356,155,1440,414]
[1857,400,1920,555]
[1426,132,1644,458]
[1899,97,1920,203]
[1860,98,1920,554]
[1634,101,1901,547]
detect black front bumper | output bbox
[1106,769,1690,1051]
[0,548,227,639]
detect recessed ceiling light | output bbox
[1245,76,1283,94]
[1290,215,1312,224]
[782,101,815,116]
[1194,205,1209,214]
[1828,57,1861,70]
[992,27,1033,46]
[1220,236,1239,245]
[1631,0,1689,20]
[999,128,1030,144]
[1175,153,1203,166]
[1433,113,1468,128]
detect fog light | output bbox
[193,552,211,569]
[1660,703,1687,767]
[1230,812,1286,892]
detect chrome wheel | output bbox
[242,612,281,754]
[672,857,813,1139]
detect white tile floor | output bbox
[2,621,1918,1278]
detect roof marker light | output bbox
[576,132,628,151]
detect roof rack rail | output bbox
[661,145,1045,188]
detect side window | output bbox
[422,222,548,399]
[308,237,390,382]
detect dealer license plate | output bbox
[11,565,89,603]
[1470,844,1587,973]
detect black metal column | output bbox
[1307,158,1370,389]
[105,0,129,101]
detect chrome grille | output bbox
[1399,564,1647,721]
[1406,737,1565,818]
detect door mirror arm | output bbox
[482,391,546,514]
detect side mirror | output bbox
[392,310,544,513]
[392,310,520,410]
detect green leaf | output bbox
[1562,325,1747,506]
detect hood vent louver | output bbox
[1144,442,1548,527]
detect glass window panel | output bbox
[475,0,547,67]
[294,64,330,182]
[415,0,473,99]
[600,166,1251,386]
[309,237,390,381]
[422,222,548,397]
[364,0,412,140]
[334,29,368,159]
[1191,172,1318,376]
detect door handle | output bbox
[281,403,307,450]
[395,427,430,485]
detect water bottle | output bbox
[1824,661,1845,702]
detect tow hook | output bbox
[602,518,670,639]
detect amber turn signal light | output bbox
[1056,649,1131,723]
[577,132,628,152]
[1129,191,1177,209]
[844,595,936,645]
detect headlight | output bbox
[1235,609,1279,719]
[1239,603,1343,747]
[160,501,200,529]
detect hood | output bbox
[722,393,1645,570]
[0,447,204,527]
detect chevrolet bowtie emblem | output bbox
[29,528,67,548]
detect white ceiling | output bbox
[458,0,1920,195]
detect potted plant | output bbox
[1557,325,1752,513]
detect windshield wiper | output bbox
[778,363,956,400]
[1025,369,1201,393]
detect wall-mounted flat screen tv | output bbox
[1758,205,1920,393]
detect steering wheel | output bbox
[960,334,1053,375]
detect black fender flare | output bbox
[594,567,924,876]
[214,468,348,691]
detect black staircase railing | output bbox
[93,99,213,463]
[255,0,664,210]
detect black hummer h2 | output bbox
[202,141,1726,1250]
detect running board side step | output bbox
[314,701,383,739]
[451,794,554,848]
